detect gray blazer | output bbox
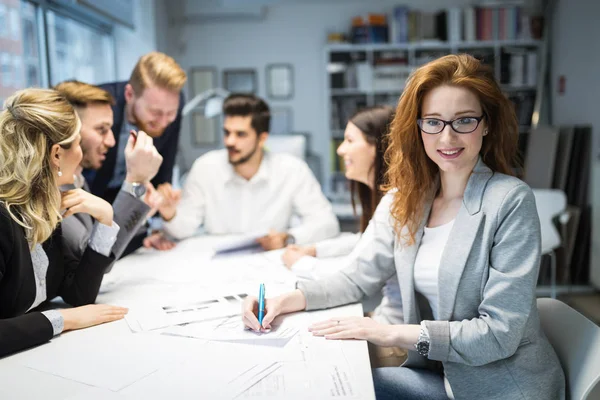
[61,179,150,271]
[299,159,565,400]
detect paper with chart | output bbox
[125,292,249,332]
[164,315,299,346]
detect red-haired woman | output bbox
[242,54,565,400]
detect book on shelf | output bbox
[386,5,539,45]
[330,97,367,131]
[351,14,389,43]
[508,92,535,126]
[500,48,538,87]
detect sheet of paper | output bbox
[0,363,89,400]
[13,328,169,392]
[62,387,128,400]
[309,361,360,398]
[213,231,269,254]
[119,350,280,400]
[125,291,249,332]
[236,362,310,400]
[163,315,299,346]
[230,361,283,398]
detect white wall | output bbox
[551,0,600,288]
[164,0,473,182]
[113,0,157,81]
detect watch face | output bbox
[133,184,146,198]
[417,341,429,356]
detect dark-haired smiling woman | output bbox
[0,89,127,358]
[243,54,565,399]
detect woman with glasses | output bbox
[0,89,128,358]
[243,54,565,399]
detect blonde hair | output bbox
[54,80,115,108]
[129,51,187,95]
[0,88,81,248]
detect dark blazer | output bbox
[83,81,184,204]
[0,206,114,358]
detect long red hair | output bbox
[383,54,519,245]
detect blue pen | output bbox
[258,283,265,327]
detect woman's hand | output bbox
[281,245,317,268]
[241,289,307,331]
[61,189,113,226]
[60,304,128,332]
[242,296,284,332]
[309,316,416,348]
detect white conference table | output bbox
[0,235,376,400]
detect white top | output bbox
[163,150,340,244]
[413,219,455,320]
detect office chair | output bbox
[537,298,600,400]
[265,134,307,161]
[532,188,568,299]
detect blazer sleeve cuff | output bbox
[424,320,450,362]
[296,280,327,311]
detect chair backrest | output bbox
[532,188,567,253]
[265,135,307,160]
[537,298,600,400]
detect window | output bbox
[1,53,12,87]
[0,1,116,91]
[19,1,41,88]
[9,7,19,40]
[0,4,7,38]
[13,55,21,88]
[47,10,115,85]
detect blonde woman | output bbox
[0,89,127,358]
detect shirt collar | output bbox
[224,150,272,184]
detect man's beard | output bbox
[131,103,166,138]
[228,141,260,166]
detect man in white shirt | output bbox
[159,94,339,250]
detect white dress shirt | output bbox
[163,150,339,244]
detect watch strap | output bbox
[121,181,146,199]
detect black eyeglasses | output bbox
[417,115,485,134]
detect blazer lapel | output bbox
[436,208,483,320]
[437,158,494,321]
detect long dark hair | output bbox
[347,106,394,232]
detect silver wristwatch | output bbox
[121,181,146,199]
[415,323,430,357]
